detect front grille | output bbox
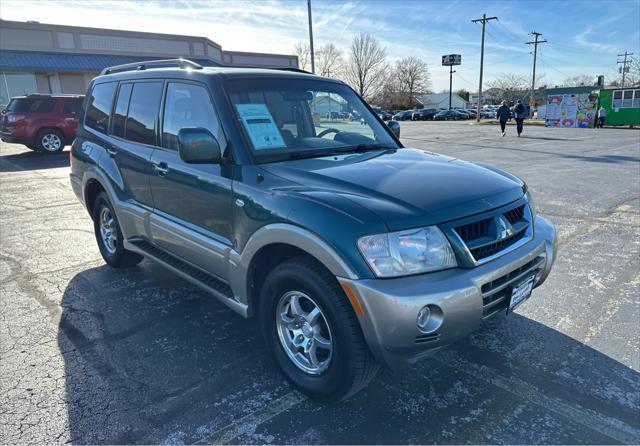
[454,217,491,243]
[453,202,531,262]
[415,332,441,344]
[481,256,545,318]
[503,205,525,225]
[470,230,526,260]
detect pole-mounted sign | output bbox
[442,54,462,66]
[442,55,461,110]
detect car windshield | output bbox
[225,78,399,162]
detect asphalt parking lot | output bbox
[1,121,639,444]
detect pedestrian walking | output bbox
[514,100,527,137]
[496,101,511,137]
[596,106,606,128]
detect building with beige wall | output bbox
[0,20,298,105]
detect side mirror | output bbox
[386,120,401,138]
[177,128,221,164]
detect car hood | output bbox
[263,148,525,231]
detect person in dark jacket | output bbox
[496,101,511,137]
[514,100,527,136]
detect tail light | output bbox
[7,114,25,124]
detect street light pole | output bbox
[449,65,456,110]
[307,0,315,74]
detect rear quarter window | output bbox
[85,83,117,134]
[63,99,83,114]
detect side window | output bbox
[85,83,116,134]
[162,82,222,151]
[63,99,82,114]
[612,90,623,109]
[125,82,163,146]
[111,83,132,138]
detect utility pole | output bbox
[307,0,315,73]
[617,51,634,87]
[472,14,497,122]
[448,65,456,110]
[526,31,546,117]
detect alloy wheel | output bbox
[99,207,118,255]
[276,291,333,375]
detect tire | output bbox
[36,128,65,154]
[92,192,143,268]
[259,257,379,402]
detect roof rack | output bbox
[100,58,203,75]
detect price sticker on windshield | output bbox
[235,104,286,150]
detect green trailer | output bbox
[597,87,640,127]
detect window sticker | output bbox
[235,103,286,150]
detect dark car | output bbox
[378,110,393,121]
[392,110,414,121]
[0,94,84,153]
[433,110,463,120]
[70,59,556,402]
[411,108,438,121]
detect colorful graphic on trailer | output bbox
[545,93,597,128]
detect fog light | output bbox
[416,304,443,333]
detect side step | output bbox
[126,240,248,317]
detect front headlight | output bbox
[357,226,457,278]
[525,188,536,217]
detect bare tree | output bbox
[343,33,388,101]
[486,73,530,104]
[562,74,595,87]
[394,56,430,108]
[294,41,310,71]
[316,43,344,78]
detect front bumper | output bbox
[339,215,557,369]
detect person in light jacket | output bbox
[496,101,511,137]
[514,100,527,136]
[596,106,606,128]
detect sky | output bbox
[2,0,639,91]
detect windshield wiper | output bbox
[334,144,397,154]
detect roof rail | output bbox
[100,58,203,75]
[220,65,311,74]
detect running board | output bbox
[125,239,248,317]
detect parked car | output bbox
[411,108,438,121]
[393,110,414,121]
[71,59,556,402]
[433,110,466,121]
[464,109,478,119]
[378,111,393,121]
[0,94,84,153]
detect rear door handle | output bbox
[106,147,117,157]
[152,162,169,176]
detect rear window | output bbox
[7,98,55,113]
[85,83,117,134]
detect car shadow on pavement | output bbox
[0,150,69,172]
[57,261,640,444]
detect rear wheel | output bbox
[259,257,379,402]
[36,129,65,153]
[92,192,143,268]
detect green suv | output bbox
[70,59,557,401]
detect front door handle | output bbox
[106,146,117,157]
[152,162,169,176]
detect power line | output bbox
[471,13,498,121]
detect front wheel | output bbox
[259,257,379,402]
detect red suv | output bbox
[0,94,84,153]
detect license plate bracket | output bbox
[508,276,535,313]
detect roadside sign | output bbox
[442,54,462,66]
